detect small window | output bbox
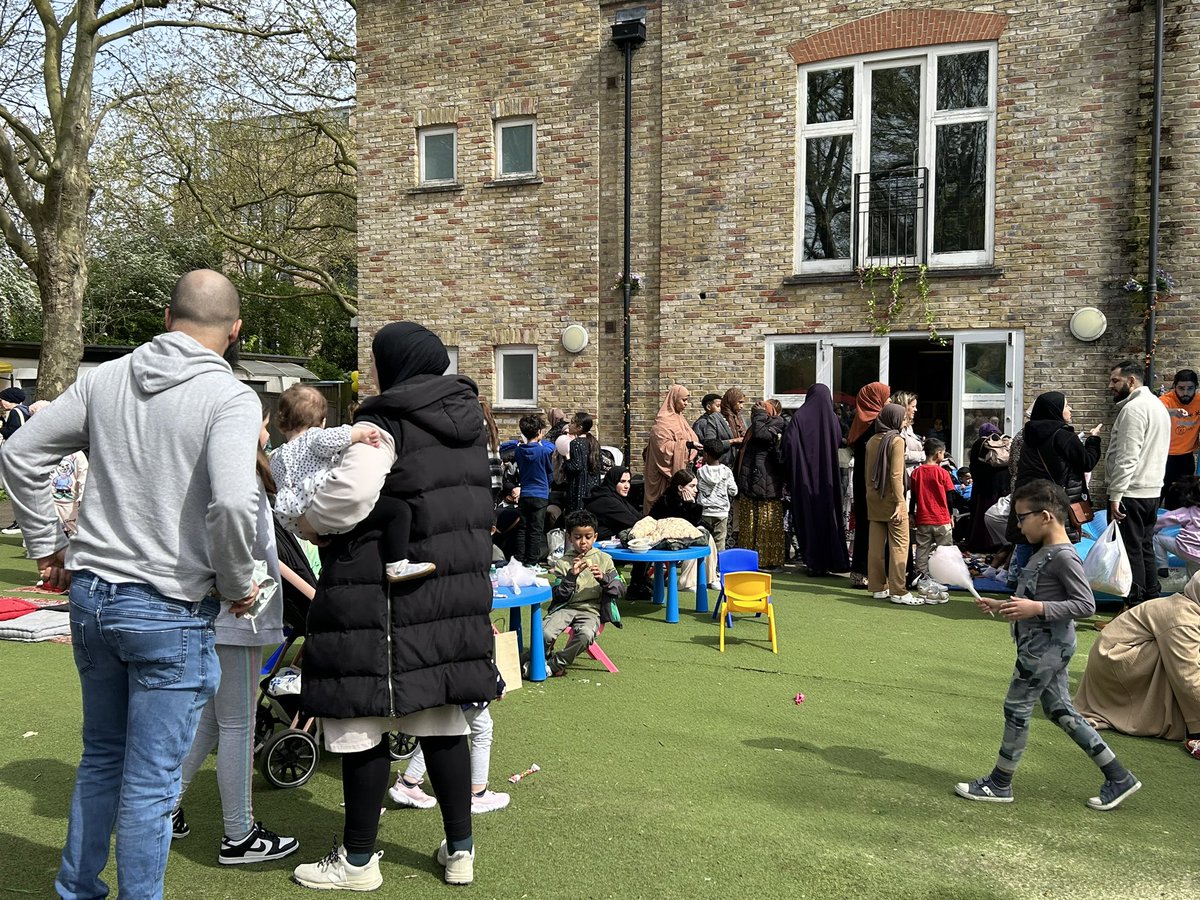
[444,347,459,376]
[419,126,457,184]
[495,118,536,177]
[495,346,536,407]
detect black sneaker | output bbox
[219,821,299,865]
[0,521,21,536]
[1087,775,1141,811]
[953,775,1014,803]
[171,807,189,839]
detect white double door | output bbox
[807,329,1023,464]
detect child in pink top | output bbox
[1153,476,1200,578]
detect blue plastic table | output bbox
[491,584,552,682]
[604,545,710,623]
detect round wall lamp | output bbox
[561,324,589,354]
[1069,307,1108,342]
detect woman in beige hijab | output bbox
[642,385,699,513]
[1075,572,1200,746]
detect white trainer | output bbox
[388,777,437,809]
[386,560,436,582]
[471,789,510,815]
[435,839,475,885]
[292,844,383,892]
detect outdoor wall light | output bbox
[1069,307,1108,342]
[561,324,589,353]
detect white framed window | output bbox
[495,345,537,407]
[418,126,457,184]
[795,43,996,273]
[766,335,888,409]
[444,347,459,376]
[495,117,536,177]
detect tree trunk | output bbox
[35,239,88,401]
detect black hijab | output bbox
[1023,391,1069,449]
[373,322,450,390]
[586,466,641,537]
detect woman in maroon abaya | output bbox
[782,384,850,577]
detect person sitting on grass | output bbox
[542,509,625,678]
[955,479,1142,811]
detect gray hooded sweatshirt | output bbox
[0,331,261,603]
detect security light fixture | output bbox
[561,324,589,354]
[1069,307,1107,342]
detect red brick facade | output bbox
[788,10,1010,65]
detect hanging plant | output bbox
[610,271,645,294]
[856,264,942,344]
[1123,268,1177,320]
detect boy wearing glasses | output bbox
[955,479,1141,811]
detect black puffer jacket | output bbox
[302,374,499,719]
[737,408,786,501]
[1005,423,1100,544]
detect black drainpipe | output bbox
[1144,0,1165,386]
[611,12,646,465]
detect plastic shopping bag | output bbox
[495,557,538,595]
[1081,521,1132,597]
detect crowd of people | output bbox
[1,269,1198,895]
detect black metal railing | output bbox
[851,167,928,268]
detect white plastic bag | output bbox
[268,666,302,697]
[1081,520,1132,597]
[496,557,538,595]
[546,528,566,561]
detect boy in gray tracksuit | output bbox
[955,479,1141,811]
[696,439,738,552]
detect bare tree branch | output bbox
[0,203,37,268]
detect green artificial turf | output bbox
[1,534,1197,899]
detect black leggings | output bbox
[342,733,472,854]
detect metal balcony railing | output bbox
[851,167,928,268]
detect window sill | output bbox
[407,182,464,195]
[782,266,1003,286]
[492,402,540,413]
[483,175,543,188]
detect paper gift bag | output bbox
[493,629,522,693]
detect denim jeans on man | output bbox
[56,571,219,900]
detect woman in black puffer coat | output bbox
[295,323,498,889]
[735,399,787,568]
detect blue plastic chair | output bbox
[712,548,759,627]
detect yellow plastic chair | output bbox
[718,571,777,653]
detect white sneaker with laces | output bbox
[471,789,510,815]
[435,839,474,885]
[889,593,923,606]
[388,777,437,809]
[386,560,437,582]
[292,844,383,891]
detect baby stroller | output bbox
[254,522,418,789]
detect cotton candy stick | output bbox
[928,546,994,616]
[508,763,540,784]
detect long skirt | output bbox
[738,497,784,569]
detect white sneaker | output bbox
[871,590,890,600]
[389,777,437,809]
[923,592,950,605]
[889,593,923,606]
[435,839,474,886]
[386,560,436,582]
[0,521,21,536]
[471,789,510,815]
[292,844,383,891]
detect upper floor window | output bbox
[796,44,996,273]
[495,117,536,178]
[419,126,457,185]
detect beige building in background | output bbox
[357,1,1199,471]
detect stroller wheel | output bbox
[260,727,319,789]
[388,731,418,761]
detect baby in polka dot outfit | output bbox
[270,384,435,582]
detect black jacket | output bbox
[737,408,786,501]
[586,486,642,540]
[1006,423,1100,543]
[301,374,499,719]
[692,411,735,464]
[649,490,704,527]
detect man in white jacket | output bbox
[1106,359,1171,607]
[0,270,262,900]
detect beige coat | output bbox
[1074,574,1200,741]
[864,433,906,523]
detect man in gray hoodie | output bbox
[0,270,262,900]
[1106,358,1171,607]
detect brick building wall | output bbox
[359,0,1199,481]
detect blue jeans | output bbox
[56,572,219,900]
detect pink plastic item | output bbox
[508,763,541,784]
[794,693,805,704]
